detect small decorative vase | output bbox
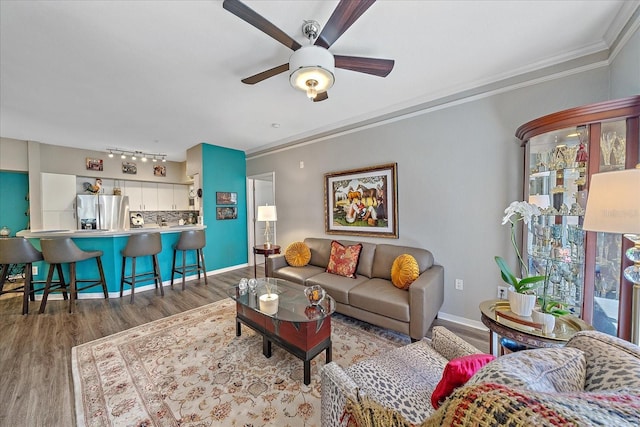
[532,309,556,334]
[508,289,536,317]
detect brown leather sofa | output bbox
[266,237,444,341]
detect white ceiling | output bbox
[1,1,638,161]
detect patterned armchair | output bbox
[322,329,640,427]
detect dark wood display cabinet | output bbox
[516,95,640,341]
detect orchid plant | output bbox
[495,201,545,294]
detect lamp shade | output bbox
[289,46,335,95]
[583,168,640,234]
[257,205,277,222]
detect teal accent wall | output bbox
[0,171,29,236]
[201,144,248,269]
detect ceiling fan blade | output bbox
[223,0,301,51]
[315,0,376,49]
[334,55,394,77]
[313,92,329,102]
[241,63,289,85]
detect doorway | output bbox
[246,172,276,268]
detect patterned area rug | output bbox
[72,298,409,426]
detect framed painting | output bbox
[122,161,137,175]
[153,165,166,177]
[216,207,237,220]
[324,163,398,238]
[86,157,103,171]
[216,192,237,205]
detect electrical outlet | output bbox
[497,286,509,299]
[32,266,38,275]
[455,279,464,290]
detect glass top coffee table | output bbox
[226,278,335,385]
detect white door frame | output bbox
[246,172,276,267]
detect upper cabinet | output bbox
[124,181,158,211]
[157,183,190,211]
[41,172,76,229]
[516,96,640,341]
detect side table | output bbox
[479,299,593,356]
[253,245,281,278]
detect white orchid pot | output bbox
[532,309,556,334]
[259,293,279,315]
[507,288,536,317]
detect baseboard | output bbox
[34,262,250,300]
[437,311,488,331]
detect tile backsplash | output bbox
[130,211,197,227]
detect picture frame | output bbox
[85,157,103,171]
[153,165,166,177]
[216,207,238,220]
[216,191,237,205]
[122,161,137,175]
[324,163,398,238]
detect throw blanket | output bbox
[345,383,640,427]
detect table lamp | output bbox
[257,205,277,248]
[583,166,640,343]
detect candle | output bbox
[259,293,279,315]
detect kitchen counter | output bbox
[17,224,205,239]
[18,225,208,298]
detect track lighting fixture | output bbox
[107,148,167,162]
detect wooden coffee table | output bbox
[227,278,335,385]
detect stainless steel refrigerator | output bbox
[76,195,130,230]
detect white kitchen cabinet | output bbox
[124,181,158,211]
[173,185,190,210]
[124,181,143,211]
[41,172,76,230]
[157,183,190,210]
[141,182,158,211]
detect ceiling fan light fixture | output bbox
[289,46,334,96]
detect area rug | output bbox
[72,298,409,427]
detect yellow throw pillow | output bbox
[391,254,419,289]
[284,242,311,267]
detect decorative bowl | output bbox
[304,285,325,306]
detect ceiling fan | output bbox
[222,0,394,102]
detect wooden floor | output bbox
[0,265,489,427]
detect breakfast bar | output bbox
[17,225,207,297]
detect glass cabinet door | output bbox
[589,119,627,336]
[527,126,588,317]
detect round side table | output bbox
[253,245,281,278]
[479,299,593,356]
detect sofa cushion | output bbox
[431,353,496,409]
[284,241,311,267]
[306,272,370,305]
[348,278,410,322]
[566,330,640,392]
[326,241,363,278]
[372,244,434,280]
[272,264,326,285]
[345,340,449,424]
[304,237,376,278]
[468,347,586,393]
[391,254,419,289]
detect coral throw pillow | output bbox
[431,353,496,409]
[391,254,419,289]
[326,241,362,279]
[284,242,311,267]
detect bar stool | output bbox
[0,237,67,314]
[39,238,108,314]
[120,232,163,303]
[171,229,207,290]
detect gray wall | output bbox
[610,24,640,100]
[246,66,614,326]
